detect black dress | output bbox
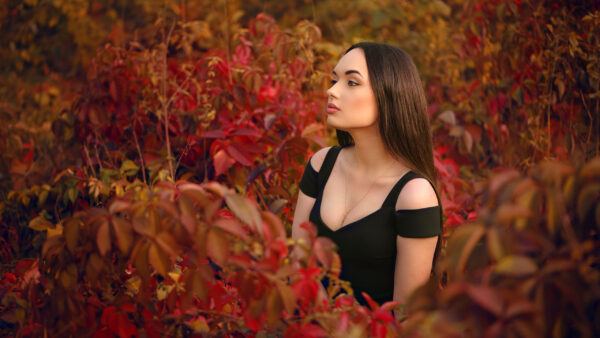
[298,145,442,306]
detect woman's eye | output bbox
[330,79,338,86]
[348,80,358,86]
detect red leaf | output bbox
[120,303,136,313]
[213,149,235,177]
[213,218,248,239]
[226,143,253,166]
[362,292,380,311]
[467,284,504,316]
[115,312,137,338]
[200,130,226,138]
[101,306,117,327]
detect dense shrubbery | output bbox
[1,0,599,336]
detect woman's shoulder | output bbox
[395,176,439,211]
[309,146,336,173]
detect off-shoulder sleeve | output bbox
[394,206,442,238]
[299,156,319,198]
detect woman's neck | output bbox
[345,128,409,176]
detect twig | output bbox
[132,122,147,185]
[163,21,176,181]
[224,0,232,85]
[83,145,97,177]
[579,89,593,144]
[93,142,103,171]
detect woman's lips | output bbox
[327,103,340,114]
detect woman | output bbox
[291,42,443,313]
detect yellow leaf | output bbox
[125,276,141,295]
[46,223,63,238]
[29,216,53,231]
[494,255,538,277]
[486,227,504,261]
[157,283,175,301]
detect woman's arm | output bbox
[393,235,438,316]
[392,178,439,318]
[290,147,330,260]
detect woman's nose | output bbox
[326,83,337,98]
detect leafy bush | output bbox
[403,157,600,337]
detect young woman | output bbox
[291,42,443,312]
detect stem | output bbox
[163,22,176,181]
[132,123,147,185]
[93,142,104,171]
[224,0,232,85]
[83,145,97,177]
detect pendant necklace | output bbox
[339,158,399,228]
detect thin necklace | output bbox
[340,157,399,228]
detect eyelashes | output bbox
[330,79,359,86]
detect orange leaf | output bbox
[109,199,131,214]
[224,193,262,235]
[206,229,229,267]
[97,219,111,256]
[148,244,169,277]
[64,218,80,254]
[155,231,180,257]
[131,241,150,281]
[112,217,133,255]
[266,287,283,325]
[261,210,286,240]
[184,269,208,302]
[213,149,235,177]
[214,218,248,239]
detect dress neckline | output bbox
[316,145,415,233]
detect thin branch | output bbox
[163,21,176,181]
[83,145,97,177]
[132,123,147,185]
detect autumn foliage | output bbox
[1,0,599,337]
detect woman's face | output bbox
[326,48,378,130]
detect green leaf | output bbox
[120,160,139,177]
[512,86,524,105]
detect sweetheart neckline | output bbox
[316,197,388,233]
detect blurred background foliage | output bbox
[1,0,599,336]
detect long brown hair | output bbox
[336,42,445,283]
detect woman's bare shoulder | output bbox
[309,146,334,172]
[395,177,439,210]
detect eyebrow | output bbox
[332,69,363,78]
